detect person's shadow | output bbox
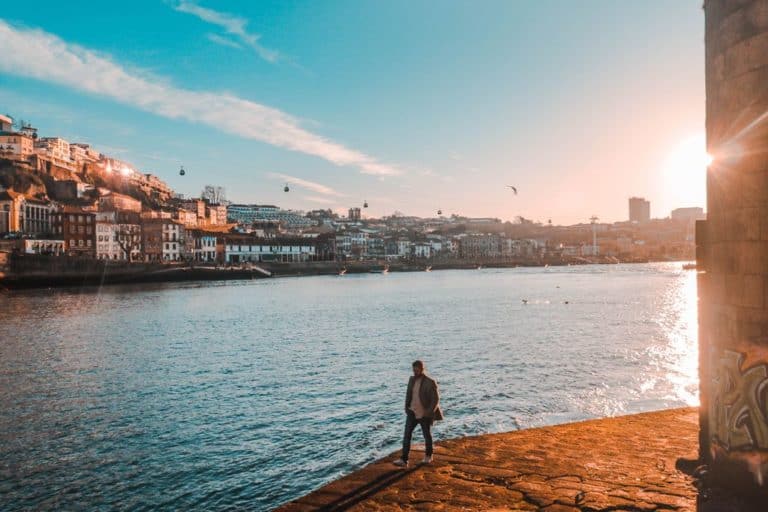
[676,458,765,511]
[314,465,422,512]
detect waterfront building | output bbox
[23,239,65,255]
[52,208,96,257]
[95,211,121,260]
[348,207,361,221]
[396,238,411,258]
[142,218,184,262]
[95,211,141,261]
[335,232,351,256]
[185,229,218,262]
[412,242,432,259]
[629,197,650,223]
[0,238,65,256]
[0,189,53,235]
[366,236,385,258]
[459,234,501,259]
[223,235,318,263]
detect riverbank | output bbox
[276,408,758,511]
[0,253,690,289]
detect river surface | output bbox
[0,263,698,510]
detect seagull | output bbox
[506,185,518,194]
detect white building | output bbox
[0,132,35,159]
[23,239,65,255]
[224,236,316,263]
[162,222,183,261]
[397,239,411,258]
[412,242,432,258]
[95,211,120,260]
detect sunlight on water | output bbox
[646,266,699,406]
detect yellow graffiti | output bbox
[710,349,768,450]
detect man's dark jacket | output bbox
[405,375,444,421]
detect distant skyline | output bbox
[0,1,704,224]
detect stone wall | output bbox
[701,0,768,493]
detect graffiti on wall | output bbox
[710,349,768,452]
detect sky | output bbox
[0,1,705,224]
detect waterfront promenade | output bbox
[278,408,757,511]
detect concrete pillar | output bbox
[700,0,768,493]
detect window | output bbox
[69,215,75,223]
[70,225,76,234]
[86,226,92,235]
[78,240,84,247]
[70,239,75,247]
[87,240,91,247]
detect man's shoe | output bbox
[422,455,433,464]
[392,458,408,468]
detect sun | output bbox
[661,133,710,209]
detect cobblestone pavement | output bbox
[277,408,763,511]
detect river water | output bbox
[0,263,698,510]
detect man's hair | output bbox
[412,360,424,370]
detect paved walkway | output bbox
[277,408,760,511]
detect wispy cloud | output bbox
[206,33,242,50]
[268,172,345,197]
[0,20,402,177]
[172,1,279,63]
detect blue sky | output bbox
[0,1,704,223]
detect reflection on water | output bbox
[0,263,698,510]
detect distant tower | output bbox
[589,216,599,256]
[628,197,650,223]
[348,207,361,221]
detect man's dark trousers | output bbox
[402,410,433,462]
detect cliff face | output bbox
[0,159,48,198]
[0,157,165,209]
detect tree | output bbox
[115,225,142,261]
[201,185,227,204]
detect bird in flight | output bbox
[506,185,518,194]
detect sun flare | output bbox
[662,133,710,208]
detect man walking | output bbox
[393,360,443,467]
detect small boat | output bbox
[682,263,697,270]
[338,268,347,276]
[425,266,432,272]
[370,265,389,274]
[477,265,482,270]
